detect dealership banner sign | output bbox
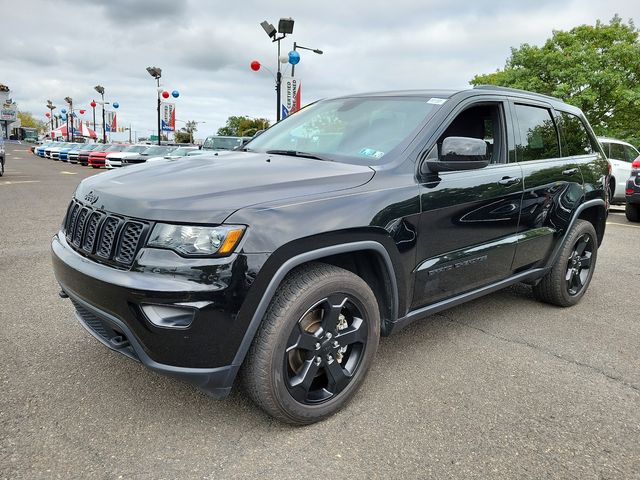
[281,77,301,119]
[105,111,117,132]
[161,102,176,131]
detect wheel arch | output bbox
[231,241,400,371]
[545,199,606,269]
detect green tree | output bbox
[18,111,46,131]
[175,120,198,143]
[471,16,640,145]
[217,116,270,137]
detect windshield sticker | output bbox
[359,148,385,159]
[427,98,447,105]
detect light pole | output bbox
[64,97,73,142]
[46,100,56,136]
[260,17,295,122]
[146,67,162,145]
[90,100,97,136]
[94,85,106,143]
[290,42,323,77]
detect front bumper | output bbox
[51,232,266,397]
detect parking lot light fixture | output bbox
[291,42,323,77]
[260,17,295,122]
[146,67,163,145]
[46,100,56,137]
[64,97,74,142]
[94,85,107,143]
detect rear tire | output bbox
[626,202,640,222]
[533,219,598,307]
[243,263,380,424]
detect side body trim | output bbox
[390,267,548,333]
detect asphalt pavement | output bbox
[1,143,639,479]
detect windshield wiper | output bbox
[265,149,332,161]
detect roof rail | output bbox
[472,84,562,102]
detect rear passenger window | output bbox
[623,145,639,163]
[609,143,626,161]
[514,104,559,161]
[560,112,595,156]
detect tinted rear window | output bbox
[560,112,595,156]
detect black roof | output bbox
[335,86,581,115]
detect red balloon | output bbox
[90,101,97,108]
[45,112,51,118]
[162,91,170,99]
[250,60,261,71]
[79,109,85,115]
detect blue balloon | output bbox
[112,102,119,109]
[171,90,179,98]
[288,50,300,65]
[61,108,67,114]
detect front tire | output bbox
[533,219,598,307]
[0,158,4,177]
[243,263,380,424]
[626,202,640,222]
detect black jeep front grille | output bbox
[63,199,149,268]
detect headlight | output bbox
[147,224,245,257]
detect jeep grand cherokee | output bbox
[52,86,609,424]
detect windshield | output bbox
[106,144,126,152]
[246,97,439,164]
[202,137,243,150]
[143,146,175,155]
[124,145,149,153]
[170,147,196,156]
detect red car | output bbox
[88,144,128,168]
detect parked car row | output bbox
[32,135,252,169]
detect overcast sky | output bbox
[1,0,639,139]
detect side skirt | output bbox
[388,267,548,334]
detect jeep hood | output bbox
[75,152,375,223]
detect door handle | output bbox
[498,176,521,186]
[562,168,579,176]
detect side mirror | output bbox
[423,136,490,173]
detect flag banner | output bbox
[161,102,175,131]
[105,111,117,132]
[281,76,301,119]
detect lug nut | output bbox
[315,342,321,350]
[315,356,322,365]
[325,332,333,340]
[326,354,334,363]
[333,341,339,348]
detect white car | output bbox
[598,137,640,204]
[105,144,151,169]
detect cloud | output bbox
[1,0,638,137]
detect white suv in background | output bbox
[598,137,640,204]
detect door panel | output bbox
[512,159,584,270]
[413,163,523,309]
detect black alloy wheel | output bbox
[533,219,598,307]
[243,263,380,424]
[565,234,593,296]
[284,295,368,404]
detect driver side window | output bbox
[437,103,504,164]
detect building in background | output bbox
[0,84,19,140]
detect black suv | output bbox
[625,157,640,221]
[52,86,608,424]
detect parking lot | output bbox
[1,142,639,479]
